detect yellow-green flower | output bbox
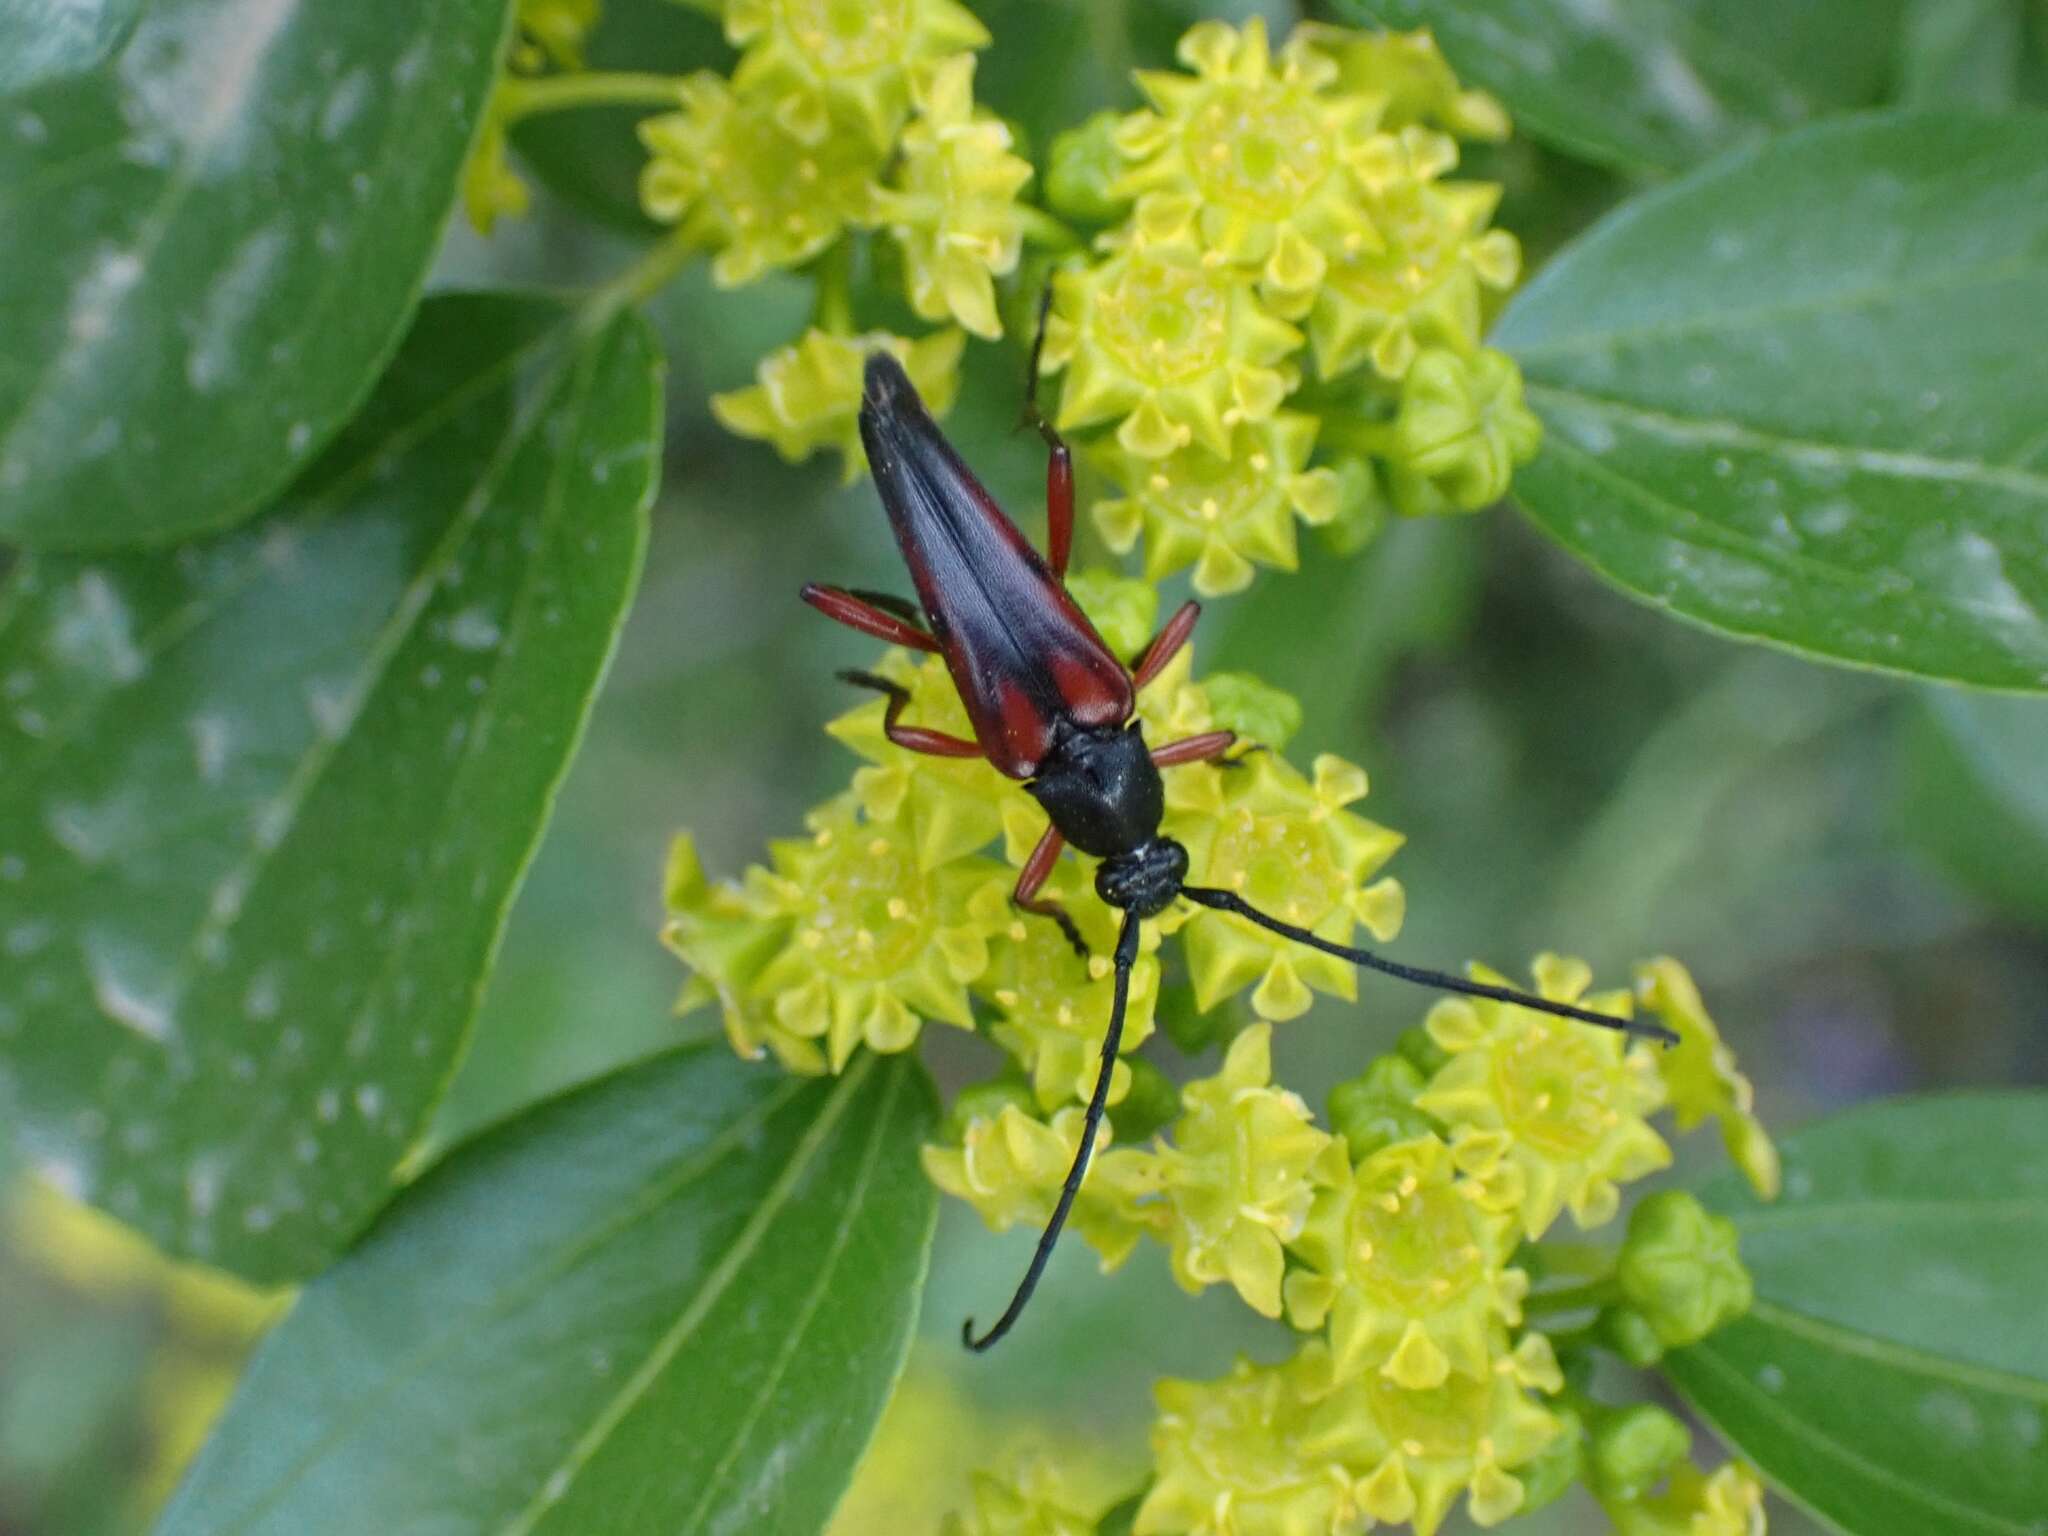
[1417,955,1671,1238]
[982,860,1163,1111]
[1284,1135,1526,1389]
[1153,1024,1345,1316]
[460,108,530,236]
[1313,1333,1563,1536]
[1042,243,1303,460]
[942,1460,1099,1536]
[1092,414,1343,595]
[1138,1352,1370,1536]
[1294,24,1512,143]
[1385,346,1542,516]
[874,53,1032,340]
[1310,165,1519,381]
[726,0,990,147]
[921,1103,1163,1271]
[662,832,813,1071]
[1636,958,1781,1200]
[713,328,964,481]
[1607,1462,1768,1536]
[748,795,1007,1071]
[514,0,600,72]
[637,73,880,285]
[1175,753,1404,1022]
[1112,19,1384,318]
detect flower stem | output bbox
[1523,1278,1618,1318]
[1018,205,1083,251]
[1524,1238,1616,1282]
[812,241,856,335]
[587,229,698,321]
[1316,412,1399,457]
[498,71,684,122]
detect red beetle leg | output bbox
[1132,600,1202,689]
[802,583,940,653]
[1150,730,1237,768]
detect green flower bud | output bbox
[1616,1190,1753,1348]
[1386,346,1541,515]
[942,1076,1039,1145]
[1110,1054,1183,1143]
[1513,1404,1584,1516]
[1312,454,1389,557]
[1327,1054,1434,1160]
[1045,110,1130,225]
[1597,1304,1666,1367]
[1395,1023,1449,1078]
[1588,1403,1692,1504]
[1199,672,1303,752]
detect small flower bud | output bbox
[1326,1054,1433,1160]
[1597,1304,1667,1367]
[941,1077,1038,1144]
[1588,1403,1692,1503]
[1045,111,1131,225]
[1615,1190,1753,1349]
[1512,1404,1584,1516]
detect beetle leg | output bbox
[1131,600,1202,688]
[1021,285,1075,580]
[1012,823,1088,959]
[837,669,985,757]
[1150,730,1237,768]
[803,583,940,653]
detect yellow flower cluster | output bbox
[664,574,1396,1096]
[1038,19,1538,595]
[914,952,1778,1536]
[632,0,1034,471]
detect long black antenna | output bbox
[963,908,1143,1351]
[1179,886,1677,1046]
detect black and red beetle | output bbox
[803,334,1673,1351]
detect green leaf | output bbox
[1498,112,2048,691]
[1336,0,1905,175]
[1900,688,2048,922]
[0,0,143,92]
[0,293,659,1282]
[0,0,513,551]
[157,1047,938,1536]
[509,0,728,233]
[1666,1093,2048,1535]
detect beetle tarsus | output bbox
[1015,896,1091,960]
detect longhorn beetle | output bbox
[803,322,1675,1353]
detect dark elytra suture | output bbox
[803,333,1674,1352]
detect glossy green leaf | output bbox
[1666,1093,2048,1535]
[0,293,659,1282]
[1336,0,1905,175]
[1900,688,2048,922]
[509,0,727,233]
[157,1047,938,1536]
[0,0,144,92]
[1499,112,2048,690]
[0,0,512,551]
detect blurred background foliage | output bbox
[3,0,2047,1531]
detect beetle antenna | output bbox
[963,907,1143,1352]
[1178,887,1677,1045]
